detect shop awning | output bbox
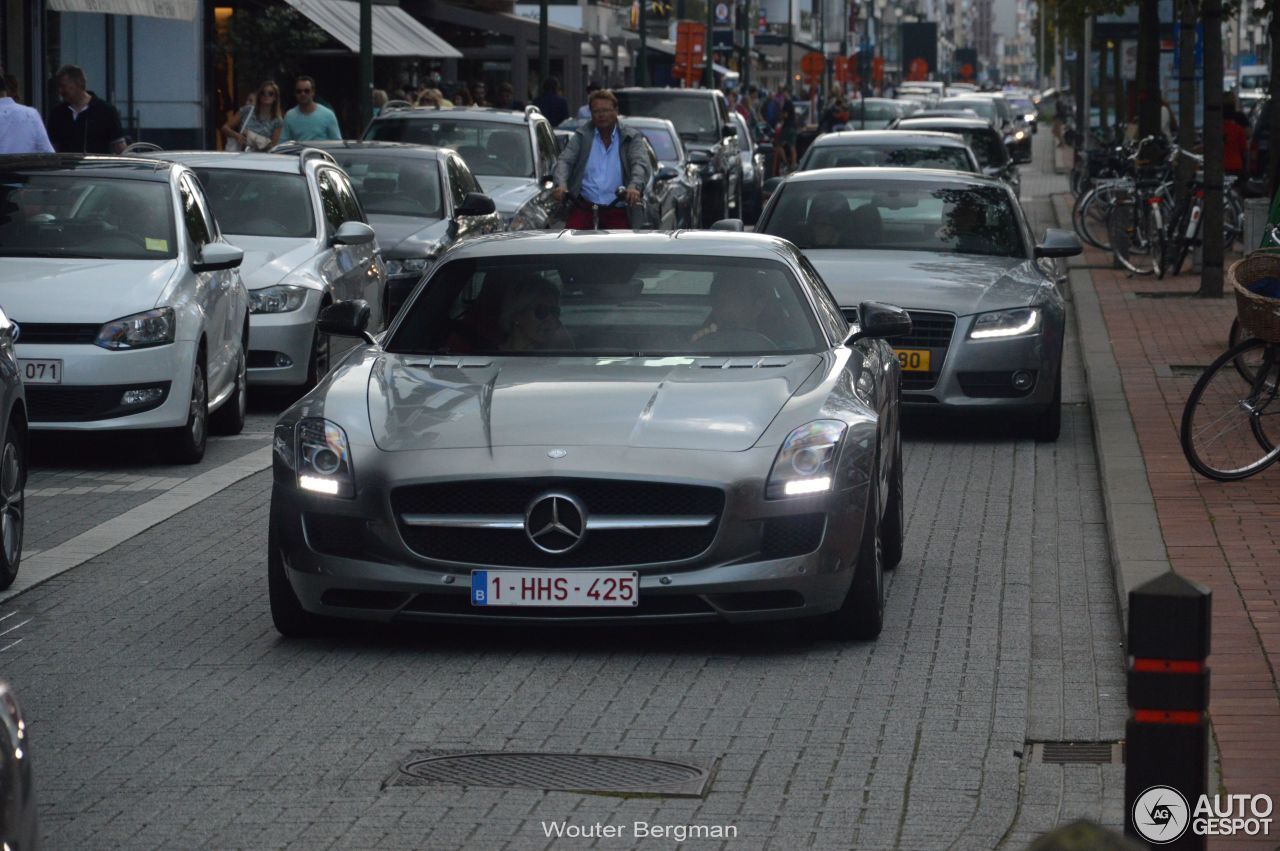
[282,0,461,58]
[45,0,196,21]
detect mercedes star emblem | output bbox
[525,492,588,554]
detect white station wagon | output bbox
[0,154,250,463]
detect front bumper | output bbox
[247,290,321,387]
[270,445,872,626]
[16,341,195,431]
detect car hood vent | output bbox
[698,357,793,369]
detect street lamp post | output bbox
[359,0,372,126]
[539,0,549,86]
[639,0,649,85]
[705,0,715,87]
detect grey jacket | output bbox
[552,120,651,199]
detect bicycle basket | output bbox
[1230,252,1280,343]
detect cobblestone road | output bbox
[3,132,1129,850]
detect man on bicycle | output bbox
[552,89,649,229]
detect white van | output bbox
[1238,65,1269,108]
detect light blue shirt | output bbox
[0,98,54,154]
[281,103,341,142]
[580,126,624,205]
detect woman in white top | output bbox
[222,80,284,151]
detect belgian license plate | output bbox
[894,349,931,372]
[471,570,639,607]
[18,359,62,384]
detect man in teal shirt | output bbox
[281,76,340,142]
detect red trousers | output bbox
[566,205,630,230]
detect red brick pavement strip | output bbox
[1064,208,1280,841]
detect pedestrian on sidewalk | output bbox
[551,89,648,230]
[280,76,340,142]
[0,67,53,154]
[577,81,603,120]
[221,80,283,152]
[531,77,569,126]
[45,64,126,154]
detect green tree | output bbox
[215,5,328,101]
[1201,0,1225,297]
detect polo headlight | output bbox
[766,420,846,499]
[296,418,355,498]
[384,257,432,277]
[250,285,308,314]
[970,307,1041,339]
[96,307,175,350]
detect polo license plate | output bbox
[894,349,931,372]
[471,570,639,607]
[18,359,62,384]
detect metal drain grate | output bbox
[1032,741,1125,765]
[389,751,715,797]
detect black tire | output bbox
[1181,339,1280,481]
[1230,318,1261,383]
[268,509,329,638]
[1107,198,1158,276]
[0,426,25,591]
[880,430,904,570]
[165,356,207,464]
[1031,370,1063,442]
[824,465,885,641]
[209,331,247,436]
[301,316,331,393]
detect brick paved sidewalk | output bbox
[1064,215,1280,845]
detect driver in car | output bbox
[691,274,771,344]
[939,196,1001,255]
[498,275,573,351]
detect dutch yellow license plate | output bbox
[894,349,931,372]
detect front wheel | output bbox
[1181,338,1280,480]
[268,510,331,637]
[165,358,207,464]
[0,430,25,591]
[824,463,885,641]
[301,320,331,392]
[880,431,904,570]
[209,333,247,436]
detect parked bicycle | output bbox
[1181,254,1280,480]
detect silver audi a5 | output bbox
[268,231,912,640]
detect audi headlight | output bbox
[510,204,548,231]
[766,420,847,499]
[384,257,432,277]
[296,418,354,497]
[970,307,1041,339]
[96,307,175,350]
[1014,130,1026,141]
[250,285,309,314]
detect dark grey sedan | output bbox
[268,232,911,640]
[756,168,1081,440]
[276,141,501,322]
[889,116,1021,196]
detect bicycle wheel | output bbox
[1181,339,1280,480]
[1074,185,1121,250]
[1224,190,1244,247]
[1230,318,1263,383]
[1109,198,1157,275]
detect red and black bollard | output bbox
[1124,571,1211,849]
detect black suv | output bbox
[616,88,744,223]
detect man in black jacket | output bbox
[46,64,127,154]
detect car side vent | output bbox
[698,357,793,369]
[406,357,494,369]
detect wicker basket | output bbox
[1230,252,1280,343]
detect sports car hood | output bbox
[805,249,1039,316]
[224,235,317,290]
[0,257,177,321]
[474,176,538,216]
[366,214,448,258]
[366,354,822,452]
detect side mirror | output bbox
[846,301,912,344]
[710,218,744,231]
[329,220,376,247]
[722,124,738,138]
[456,192,496,217]
[982,165,1005,178]
[1035,227,1083,258]
[655,165,680,182]
[687,150,711,165]
[317,299,374,343]
[191,242,244,273]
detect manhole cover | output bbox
[389,751,715,797]
[1033,741,1124,765]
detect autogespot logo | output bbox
[1133,785,1191,844]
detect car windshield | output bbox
[638,127,681,161]
[1007,96,1035,113]
[901,125,1006,167]
[387,254,825,356]
[762,180,1024,258]
[1241,75,1268,90]
[0,172,177,260]
[364,118,534,178]
[191,169,315,238]
[334,155,443,219]
[941,99,997,122]
[849,102,902,122]
[616,93,720,143]
[803,144,974,172]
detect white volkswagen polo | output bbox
[0,155,250,463]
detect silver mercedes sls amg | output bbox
[268,231,911,640]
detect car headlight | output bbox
[510,204,548,231]
[970,307,1041,339]
[250,285,309,314]
[296,418,354,498]
[384,257,432,277]
[96,307,175,350]
[1014,130,1026,141]
[1025,113,1037,122]
[766,420,847,499]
